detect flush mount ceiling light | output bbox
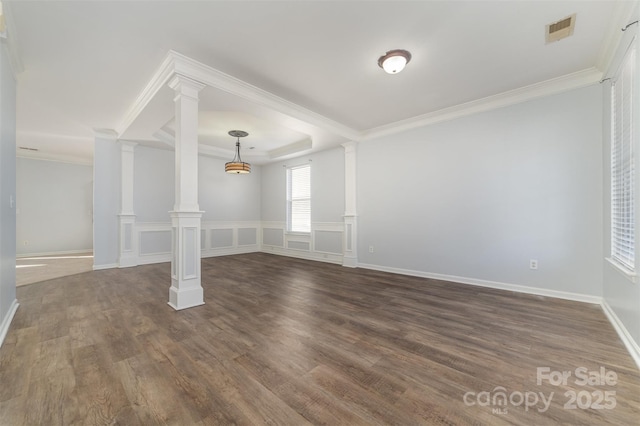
[378,49,412,74]
[225,130,251,174]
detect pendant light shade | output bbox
[225,130,251,174]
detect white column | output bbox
[342,141,358,267]
[167,75,206,310]
[118,141,138,268]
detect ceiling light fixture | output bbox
[225,130,251,174]
[378,49,412,74]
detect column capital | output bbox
[119,140,138,151]
[341,140,358,152]
[168,74,206,98]
[93,128,118,140]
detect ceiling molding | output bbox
[152,129,175,148]
[361,67,603,141]
[196,144,231,159]
[595,0,638,74]
[115,52,176,136]
[118,51,605,155]
[117,50,360,146]
[93,128,118,139]
[169,50,360,141]
[198,143,272,162]
[268,138,313,159]
[16,151,92,166]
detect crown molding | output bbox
[169,50,360,141]
[119,51,605,156]
[197,144,234,160]
[361,67,603,141]
[93,128,118,139]
[16,150,93,166]
[596,0,638,75]
[117,49,360,150]
[268,138,312,159]
[115,52,176,136]
[152,128,175,148]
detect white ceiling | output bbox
[7,1,634,165]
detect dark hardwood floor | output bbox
[1,253,638,425]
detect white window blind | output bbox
[287,164,311,233]
[611,46,636,272]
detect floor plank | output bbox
[1,252,639,425]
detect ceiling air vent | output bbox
[546,14,576,43]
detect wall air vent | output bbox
[18,146,39,151]
[546,14,576,43]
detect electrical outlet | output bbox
[530,259,538,270]
[369,245,374,253]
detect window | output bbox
[287,164,311,233]
[611,46,636,273]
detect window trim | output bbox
[609,43,636,278]
[286,163,311,234]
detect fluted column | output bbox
[167,75,205,310]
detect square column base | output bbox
[342,255,358,268]
[168,285,204,310]
[168,210,204,311]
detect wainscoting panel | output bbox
[262,227,284,247]
[288,240,310,251]
[238,227,258,246]
[211,228,234,249]
[201,221,260,258]
[261,221,344,264]
[139,228,172,256]
[314,230,343,254]
[119,221,343,267]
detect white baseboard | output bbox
[135,247,261,267]
[0,299,19,348]
[601,300,640,370]
[203,246,260,259]
[93,263,118,271]
[137,253,171,266]
[357,263,603,304]
[357,262,640,370]
[261,246,343,265]
[17,249,93,258]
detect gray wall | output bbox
[133,145,262,222]
[261,147,345,223]
[0,41,17,344]
[199,154,261,221]
[357,85,603,297]
[16,158,93,255]
[133,145,174,222]
[93,136,120,268]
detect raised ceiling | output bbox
[7,1,634,165]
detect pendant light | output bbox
[225,130,251,174]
